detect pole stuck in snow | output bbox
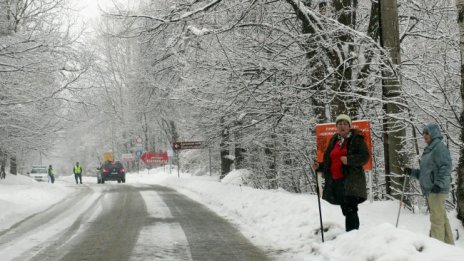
[395,175,409,228]
[309,164,325,242]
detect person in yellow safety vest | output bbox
[73,162,83,184]
[48,165,56,184]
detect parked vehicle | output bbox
[29,166,49,182]
[98,161,126,184]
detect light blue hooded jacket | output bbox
[410,123,452,196]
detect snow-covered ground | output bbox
[1,168,464,260]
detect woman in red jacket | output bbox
[313,114,370,232]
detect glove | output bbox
[403,167,412,176]
[431,185,441,193]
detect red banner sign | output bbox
[140,152,168,164]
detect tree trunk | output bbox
[287,0,361,120]
[220,140,232,179]
[455,0,464,226]
[9,156,16,175]
[234,141,246,170]
[379,0,407,199]
[332,0,358,118]
[0,0,7,35]
[168,120,179,167]
[220,119,232,179]
[233,120,246,169]
[0,149,7,178]
[142,112,150,151]
[0,0,11,35]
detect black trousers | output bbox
[333,179,360,232]
[75,173,82,184]
[341,197,359,231]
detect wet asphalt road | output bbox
[0,184,272,261]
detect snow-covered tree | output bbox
[0,0,94,173]
[455,0,464,226]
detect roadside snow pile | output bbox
[221,169,250,185]
[0,174,74,230]
[149,168,464,260]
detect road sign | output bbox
[173,141,205,150]
[135,149,143,158]
[122,153,134,162]
[141,152,168,164]
[103,151,113,162]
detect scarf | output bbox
[337,132,352,148]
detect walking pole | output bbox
[308,164,325,242]
[395,175,409,228]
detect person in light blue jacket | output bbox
[405,123,454,245]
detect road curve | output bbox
[1,183,273,261]
[152,184,271,261]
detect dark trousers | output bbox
[341,198,359,231]
[333,179,360,232]
[49,174,55,184]
[75,173,82,184]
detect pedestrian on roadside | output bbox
[48,165,56,184]
[404,123,454,245]
[73,162,83,184]
[312,114,370,232]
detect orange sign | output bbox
[315,120,373,170]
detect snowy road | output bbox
[0,183,271,261]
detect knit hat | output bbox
[335,114,351,126]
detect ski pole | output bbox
[395,175,409,228]
[308,164,324,242]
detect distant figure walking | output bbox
[48,165,55,184]
[405,123,454,245]
[73,162,83,184]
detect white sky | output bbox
[76,0,108,19]
[75,0,143,19]
[1,168,464,260]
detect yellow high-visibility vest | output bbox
[74,165,82,174]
